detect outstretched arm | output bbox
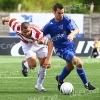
[43,39,54,68]
[2,16,10,25]
[2,16,21,34]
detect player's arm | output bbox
[43,39,54,68]
[46,39,53,60]
[67,29,80,41]
[42,23,53,68]
[2,16,10,25]
[37,34,45,44]
[70,28,80,36]
[2,16,21,33]
[38,33,54,59]
[67,17,80,41]
[37,23,50,44]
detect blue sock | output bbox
[76,68,88,84]
[59,66,71,82]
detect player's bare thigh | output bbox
[26,56,37,69]
[36,45,48,68]
[21,41,47,68]
[21,41,37,68]
[66,56,82,70]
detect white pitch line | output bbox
[0,61,21,63]
[0,77,36,78]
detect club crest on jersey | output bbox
[58,25,63,29]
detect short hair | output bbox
[53,3,64,11]
[21,22,30,31]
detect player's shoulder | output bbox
[9,17,18,24]
[47,18,54,25]
[63,15,72,22]
[43,18,54,28]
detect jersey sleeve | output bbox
[66,16,78,32]
[9,18,21,33]
[31,25,45,40]
[42,23,50,36]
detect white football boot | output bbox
[35,85,46,92]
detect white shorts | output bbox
[20,41,48,59]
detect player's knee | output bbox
[76,60,83,68]
[71,66,74,70]
[43,65,51,69]
[47,66,51,69]
[72,57,83,68]
[67,65,74,71]
[77,63,82,68]
[29,63,36,69]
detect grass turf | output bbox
[0,56,100,100]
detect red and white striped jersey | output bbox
[9,18,45,44]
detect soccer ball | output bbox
[60,82,74,95]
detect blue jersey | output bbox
[42,15,78,49]
[42,15,78,62]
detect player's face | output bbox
[94,38,98,42]
[54,8,64,22]
[22,26,32,38]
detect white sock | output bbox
[23,60,29,69]
[37,67,46,86]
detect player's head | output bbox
[94,37,98,42]
[21,22,32,38]
[53,3,64,22]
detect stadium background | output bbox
[0,0,100,57]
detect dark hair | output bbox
[21,22,29,31]
[53,3,64,11]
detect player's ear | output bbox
[53,11,55,14]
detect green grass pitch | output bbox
[0,56,100,100]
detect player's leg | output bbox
[21,41,37,77]
[95,48,99,58]
[55,49,75,91]
[56,62,74,91]
[35,57,47,92]
[72,56,96,90]
[22,50,37,77]
[35,46,48,92]
[59,62,74,81]
[90,48,99,58]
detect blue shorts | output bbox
[55,47,75,62]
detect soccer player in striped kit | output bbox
[2,16,53,92]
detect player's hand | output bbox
[2,17,6,25]
[67,34,74,41]
[2,16,10,25]
[37,38,44,44]
[43,58,51,68]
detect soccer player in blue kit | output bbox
[42,3,96,91]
